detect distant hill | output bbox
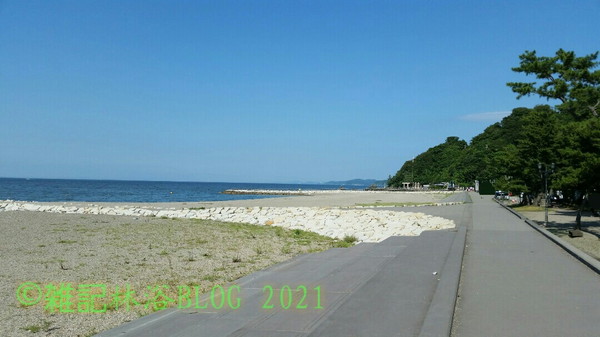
[322,179,386,187]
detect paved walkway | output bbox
[451,193,600,337]
[96,205,469,337]
[95,193,600,337]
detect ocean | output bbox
[0,178,368,203]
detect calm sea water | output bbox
[0,178,367,203]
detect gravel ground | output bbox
[0,211,339,337]
[517,208,600,260]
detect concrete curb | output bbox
[494,199,600,275]
[418,226,467,337]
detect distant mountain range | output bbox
[322,179,386,187]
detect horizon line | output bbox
[0,176,385,185]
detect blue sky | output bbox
[1,1,598,183]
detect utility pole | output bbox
[538,163,555,226]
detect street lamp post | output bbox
[538,162,555,226]
[411,158,415,190]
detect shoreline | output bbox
[1,191,462,336]
[0,190,457,209]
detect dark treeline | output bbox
[388,49,600,197]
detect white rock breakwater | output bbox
[0,201,455,242]
[222,189,315,195]
[222,189,456,196]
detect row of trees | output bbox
[388,49,600,196]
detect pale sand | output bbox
[26,190,454,209]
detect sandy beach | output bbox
[1,191,461,336]
[25,190,456,208]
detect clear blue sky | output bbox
[1,1,598,183]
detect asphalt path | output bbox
[95,193,600,337]
[450,193,600,337]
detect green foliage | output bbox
[332,240,353,248]
[388,49,600,195]
[554,118,600,191]
[388,136,467,187]
[507,49,600,120]
[343,235,358,243]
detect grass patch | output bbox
[281,245,292,254]
[274,227,285,237]
[510,205,547,212]
[343,235,358,243]
[203,274,220,282]
[331,235,358,248]
[21,320,52,333]
[296,239,311,246]
[57,239,77,244]
[332,241,354,248]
